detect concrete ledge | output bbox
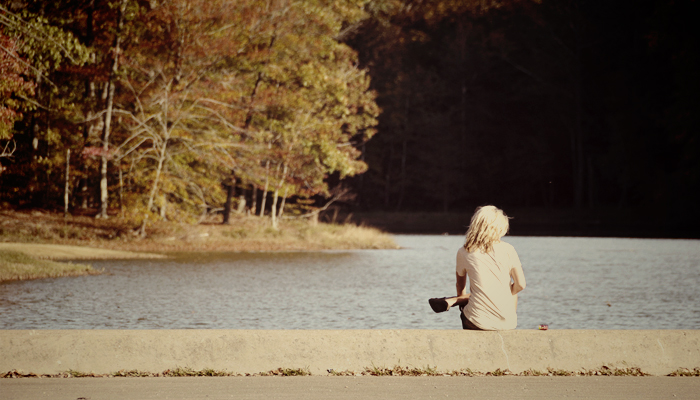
[1,330,699,376]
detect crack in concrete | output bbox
[657,339,666,358]
[497,332,511,371]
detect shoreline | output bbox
[0,210,398,255]
[0,242,166,261]
[0,243,165,283]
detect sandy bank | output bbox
[0,243,165,260]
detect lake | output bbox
[1,235,699,330]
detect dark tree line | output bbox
[343,0,699,229]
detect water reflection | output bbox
[1,236,698,329]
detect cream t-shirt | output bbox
[456,241,524,330]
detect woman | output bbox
[429,205,526,330]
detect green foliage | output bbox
[0,4,90,72]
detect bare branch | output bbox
[282,187,351,220]
[0,140,17,158]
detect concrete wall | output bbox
[1,330,699,376]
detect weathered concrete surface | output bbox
[1,330,699,376]
[3,376,700,400]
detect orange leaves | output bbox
[0,33,35,139]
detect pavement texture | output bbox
[2,330,699,376]
[2,376,700,400]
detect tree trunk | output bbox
[64,149,70,217]
[270,163,287,230]
[259,160,270,217]
[270,192,279,229]
[236,195,246,214]
[159,194,167,220]
[251,185,257,215]
[141,138,167,236]
[82,0,96,211]
[222,179,235,224]
[278,187,288,219]
[146,140,168,213]
[81,163,89,209]
[119,167,124,218]
[27,73,41,204]
[98,0,128,219]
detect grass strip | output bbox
[0,250,100,283]
[668,368,700,376]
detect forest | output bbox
[1,0,698,235]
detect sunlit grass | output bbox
[0,250,100,283]
[0,210,398,252]
[186,216,398,251]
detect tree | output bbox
[0,2,89,207]
[229,0,378,224]
[0,31,34,147]
[0,0,378,225]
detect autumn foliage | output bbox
[0,0,378,224]
[0,32,34,140]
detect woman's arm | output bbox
[510,264,526,295]
[456,272,468,297]
[452,249,471,308]
[448,272,471,308]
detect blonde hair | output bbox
[464,205,510,253]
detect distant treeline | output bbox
[343,0,699,230]
[1,0,698,231]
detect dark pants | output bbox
[459,302,484,331]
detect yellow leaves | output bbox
[103,0,378,211]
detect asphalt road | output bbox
[2,376,699,400]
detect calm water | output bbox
[1,236,699,330]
